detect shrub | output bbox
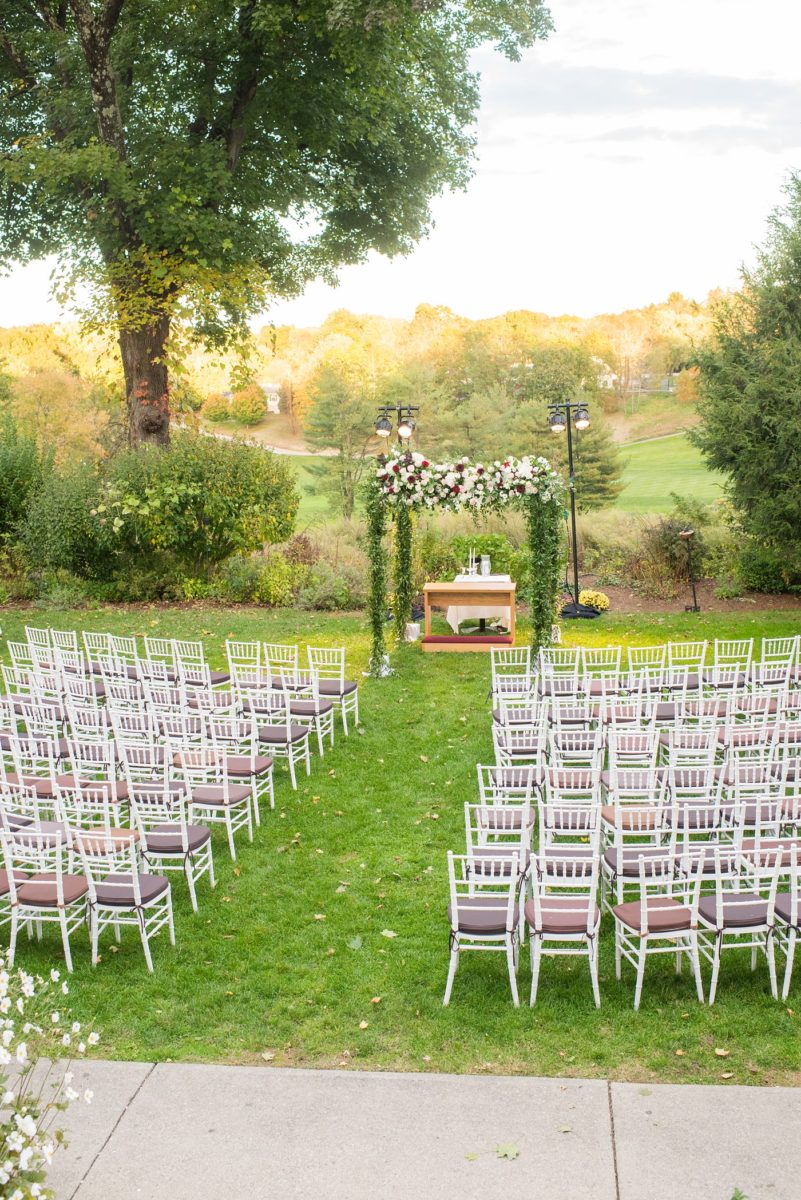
[297,560,367,610]
[230,383,267,426]
[99,432,299,579]
[252,552,295,605]
[21,464,116,581]
[211,555,264,603]
[0,413,53,545]
[736,543,796,593]
[203,392,231,422]
[579,588,609,611]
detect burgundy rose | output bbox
[392,464,400,474]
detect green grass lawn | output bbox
[616,434,722,514]
[289,454,333,525]
[2,604,801,1085]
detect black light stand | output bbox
[679,529,700,612]
[548,401,598,619]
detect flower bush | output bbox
[0,954,98,1198]
[579,588,610,612]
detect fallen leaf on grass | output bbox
[419,754,429,762]
[495,1143,520,1160]
[347,936,363,951]
[313,913,326,921]
[381,929,398,939]
[674,1049,685,1057]
[335,885,348,894]
[714,1048,731,1058]
[359,1020,369,1030]
[261,1051,275,1062]
[721,1072,734,1080]
[370,996,382,1005]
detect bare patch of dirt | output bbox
[597,581,801,615]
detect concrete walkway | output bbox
[48,1061,800,1200]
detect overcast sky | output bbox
[1,0,800,328]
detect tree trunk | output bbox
[119,317,171,448]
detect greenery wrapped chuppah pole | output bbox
[366,450,565,676]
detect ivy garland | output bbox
[365,480,389,677]
[393,503,414,642]
[366,450,565,677]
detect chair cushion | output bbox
[698,892,769,929]
[739,837,801,868]
[601,768,665,790]
[317,679,358,697]
[94,872,170,907]
[447,896,518,934]
[524,895,600,935]
[469,848,529,876]
[16,872,89,907]
[775,894,801,930]
[224,754,273,777]
[0,869,28,897]
[289,699,335,717]
[72,828,139,854]
[613,895,692,934]
[257,724,309,745]
[601,805,662,830]
[477,807,534,831]
[190,784,251,806]
[603,846,676,878]
[57,774,129,802]
[5,773,58,799]
[145,824,212,854]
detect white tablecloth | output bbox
[446,574,513,633]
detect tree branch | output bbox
[0,33,36,89]
[103,0,125,40]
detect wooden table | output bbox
[422,580,517,652]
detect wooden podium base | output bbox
[421,634,514,654]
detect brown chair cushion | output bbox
[16,872,89,907]
[477,808,534,831]
[470,848,529,876]
[775,894,801,929]
[601,768,665,790]
[5,774,58,800]
[603,846,675,877]
[613,895,692,934]
[190,784,251,806]
[447,896,518,934]
[72,828,139,854]
[289,699,335,717]
[698,892,769,929]
[317,679,358,697]
[224,754,273,777]
[257,724,309,745]
[601,805,662,830]
[524,895,600,935]
[739,837,801,869]
[57,775,129,802]
[145,823,211,854]
[94,872,169,907]
[0,869,28,897]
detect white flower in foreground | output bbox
[51,1012,60,1024]
[87,1032,100,1046]
[83,1090,93,1105]
[15,1114,36,1139]
[71,1022,81,1034]
[61,1034,71,1048]
[2,1091,14,1105]
[14,1043,27,1065]
[49,969,60,983]
[64,1088,78,1103]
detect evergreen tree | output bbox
[693,175,801,567]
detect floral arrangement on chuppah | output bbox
[366,449,565,676]
[375,451,563,511]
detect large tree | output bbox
[693,175,801,568]
[0,0,552,446]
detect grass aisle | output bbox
[1,605,800,1084]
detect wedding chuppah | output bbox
[365,450,565,675]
